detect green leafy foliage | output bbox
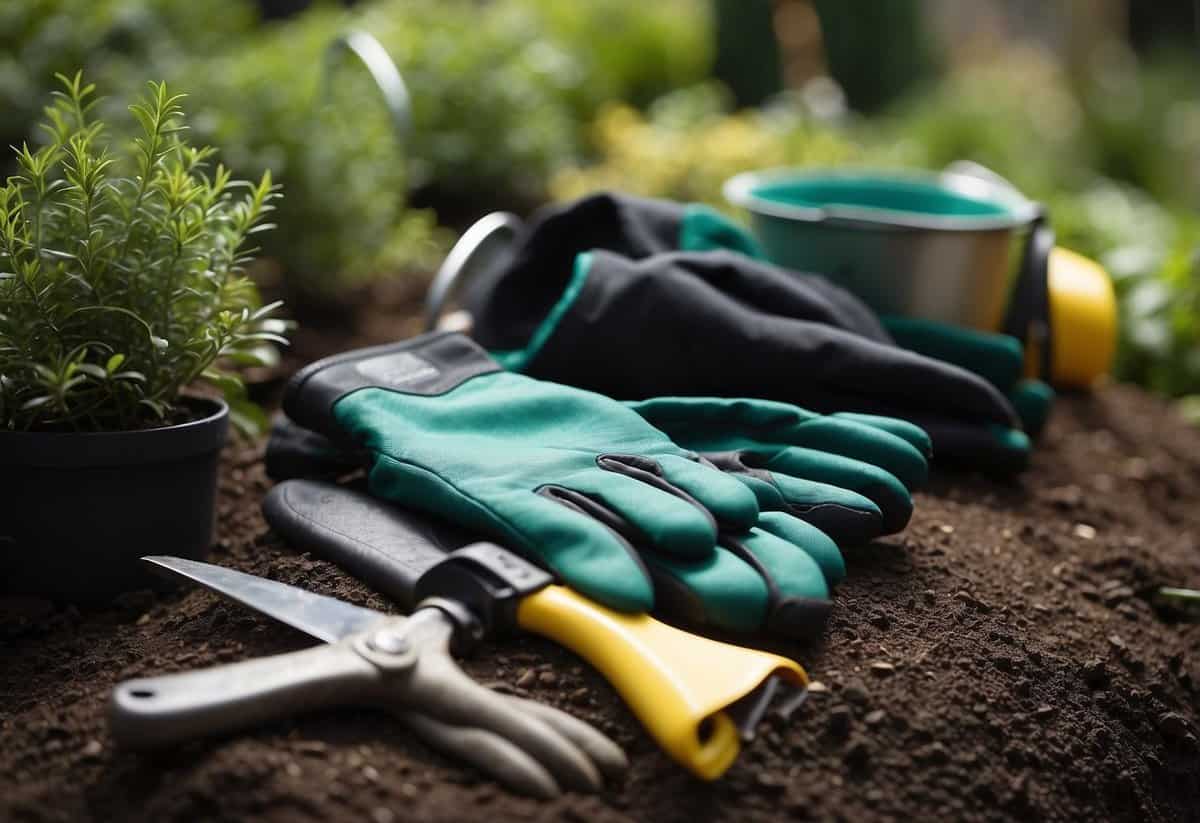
[0,0,256,161]
[359,0,712,202]
[148,7,448,296]
[1107,227,1200,402]
[3,1,712,297]
[552,84,858,206]
[0,74,287,432]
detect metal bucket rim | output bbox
[724,167,1040,232]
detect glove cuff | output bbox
[283,332,501,441]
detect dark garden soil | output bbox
[3,303,1200,822]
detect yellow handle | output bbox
[516,585,807,780]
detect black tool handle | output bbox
[263,480,553,637]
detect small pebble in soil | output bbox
[756,772,787,792]
[869,662,896,678]
[1072,523,1097,540]
[81,740,102,758]
[1103,587,1136,606]
[537,671,557,686]
[864,710,886,726]
[916,742,950,764]
[842,681,870,704]
[371,808,396,823]
[516,669,536,689]
[1034,705,1057,721]
[954,591,991,611]
[1115,603,1140,621]
[806,680,828,694]
[296,741,328,758]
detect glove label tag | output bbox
[356,352,442,390]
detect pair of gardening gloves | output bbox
[463,192,1054,474]
[271,328,928,641]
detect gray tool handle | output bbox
[109,641,379,749]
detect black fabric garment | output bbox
[466,193,684,351]
[465,192,1026,471]
[468,192,884,353]
[518,249,1016,429]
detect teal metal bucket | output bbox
[724,168,1042,332]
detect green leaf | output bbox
[73,363,107,380]
[222,344,280,368]
[106,353,126,373]
[20,396,52,411]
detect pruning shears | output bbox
[260,478,810,780]
[109,555,626,798]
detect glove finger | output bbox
[654,453,760,531]
[720,527,834,639]
[829,412,933,458]
[882,315,1024,391]
[398,711,561,799]
[908,417,1031,473]
[565,466,719,559]
[753,511,845,587]
[756,447,914,534]
[642,545,770,633]
[1009,379,1055,438]
[501,695,628,780]
[515,490,657,612]
[766,415,929,491]
[754,471,884,547]
[644,531,832,639]
[630,396,927,491]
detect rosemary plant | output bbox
[0,73,287,433]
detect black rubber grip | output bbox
[263,480,554,636]
[263,479,472,609]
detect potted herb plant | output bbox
[0,73,288,601]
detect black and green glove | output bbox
[626,397,929,546]
[464,192,1048,471]
[281,332,845,637]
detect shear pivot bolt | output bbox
[368,631,410,655]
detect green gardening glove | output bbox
[628,397,930,548]
[283,332,842,637]
[265,395,931,592]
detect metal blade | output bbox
[143,555,388,644]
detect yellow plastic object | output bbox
[1027,247,1118,388]
[516,585,807,780]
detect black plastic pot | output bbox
[0,398,229,603]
